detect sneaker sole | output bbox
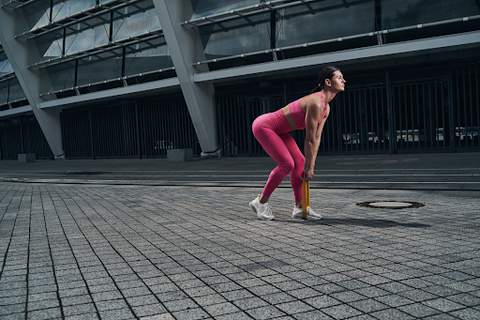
[249,202,274,221]
[292,213,322,220]
[259,214,274,221]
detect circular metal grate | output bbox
[357,201,425,209]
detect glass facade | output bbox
[0,57,13,76]
[190,0,263,20]
[382,0,480,29]
[200,13,271,59]
[112,7,161,41]
[189,0,480,66]
[15,0,171,96]
[0,41,27,109]
[276,0,375,48]
[0,82,8,106]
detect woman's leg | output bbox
[280,133,305,204]
[252,120,295,200]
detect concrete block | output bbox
[18,153,36,162]
[167,149,193,162]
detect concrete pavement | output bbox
[0,152,479,319]
[1,152,479,190]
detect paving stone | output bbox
[0,313,26,320]
[133,303,168,318]
[62,303,97,317]
[27,299,60,311]
[293,310,334,319]
[99,308,136,320]
[27,292,58,302]
[26,307,62,320]
[303,295,341,309]
[348,298,389,313]
[330,291,365,303]
[0,296,27,306]
[422,298,465,312]
[164,298,199,312]
[313,283,347,294]
[347,315,377,320]
[61,295,93,307]
[0,288,27,299]
[370,308,415,320]
[231,296,269,310]
[446,293,480,307]
[0,303,26,316]
[139,313,175,320]
[213,311,252,320]
[245,305,286,320]
[64,313,100,320]
[321,304,363,319]
[171,307,210,320]
[422,314,459,320]
[261,292,295,305]
[91,291,123,302]
[275,300,314,314]
[449,308,480,320]
[203,302,240,317]
[58,287,89,298]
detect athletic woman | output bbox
[249,66,346,220]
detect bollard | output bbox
[18,153,35,162]
[167,149,193,162]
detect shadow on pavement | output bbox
[284,217,431,228]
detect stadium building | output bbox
[0,0,479,160]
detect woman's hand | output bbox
[303,168,314,181]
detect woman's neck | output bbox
[320,90,337,104]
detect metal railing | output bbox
[216,63,480,157]
[60,95,199,159]
[0,116,52,160]
[452,62,480,149]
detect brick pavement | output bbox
[0,182,479,319]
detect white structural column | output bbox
[0,7,64,158]
[153,0,219,155]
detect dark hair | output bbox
[310,66,341,94]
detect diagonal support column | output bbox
[153,0,219,155]
[0,6,64,158]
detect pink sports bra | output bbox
[288,92,328,130]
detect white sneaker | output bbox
[292,206,322,220]
[249,196,274,220]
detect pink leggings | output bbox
[252,110,305,201]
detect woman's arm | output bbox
[303,95,326,181]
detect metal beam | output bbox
[39,77,180,109]
[193,31,480,83]
[0,5,64,158]
[0,105,32,118]
[153,0,219,155]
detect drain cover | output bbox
[357,201,425,209]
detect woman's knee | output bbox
[293,155,305,171]
[278,158,295,174]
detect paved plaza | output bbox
[0,153,479,319]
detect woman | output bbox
[249,66,346,220]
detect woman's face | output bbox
[328,71,346,92]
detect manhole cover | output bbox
[357,201,425,209]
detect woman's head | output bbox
[311,66,344,94]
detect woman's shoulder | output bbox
[304,92,325,107]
